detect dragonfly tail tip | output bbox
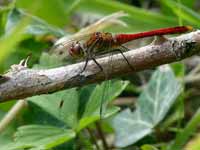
[186,26,193,31]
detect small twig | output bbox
[188,64,200,76]
[184,63,200,83]
[112,97,137,106]
[95,122,109,150]
[86,127,100,150]
[0,100,27,132]
[184,74,200,83]
[0,31,200,103]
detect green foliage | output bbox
[1,125,75,150]
[2,52,127,149]
[184,134,200,150]
[6,8,64,37]
[0,0,199,149]
[76,0,177,32]
[161,0,200,26]
[141,144,159,150]
[112,66,181,147]
[16,0,71,27]
[170,109,200,150]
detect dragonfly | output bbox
[56,25,192,118]
[55,26,192,74]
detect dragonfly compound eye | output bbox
[69,42,84,58]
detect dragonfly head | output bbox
[69,42,84,58]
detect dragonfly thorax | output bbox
[85,32,118,53]
[68,32,122,59]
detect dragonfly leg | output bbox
[110,48,135,71]
[95,45,134,71]
[91,57,104,72]
[80,56,104,74]
[79,38,102,74]
[79,56,89,74]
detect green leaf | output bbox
[178,0,196,9]
[0,39,48,72]
[170,108,200,150]
[6,8,64,37]
[141,144,159,150]
[77,116,99,132]
[33,52,64,69]
[82,80,128,117]
[76,0,176,32]
[0,11,29,64]
[77,106,120,131]
[184,133,200,150]
[171,62,185,77]
[76,80,128,131]
[161,0,200,26]
[28,88,79,128]
[2,125,75,150]
[28,53,78,127]
[16,0,70,27]
[112,66,182,147]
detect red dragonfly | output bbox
[56,26,192,118]
[56,26,192,73]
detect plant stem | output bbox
[95,122,109,150]
[0,100,27,132]
[86,127,100,150]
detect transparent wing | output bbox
[51,11,128,60]
[54,11,128,47]
[54,33,92,47]
[50,33,92,61]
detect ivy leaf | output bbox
[112,65,182,147]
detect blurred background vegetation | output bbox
[0,0,200,150]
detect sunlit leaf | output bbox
[171,62,185,77]
[141,144,159,150]
[1,125,75,150]
[0,15,28,64]
[76,0,176,32]
[16,0,69,27]
[161,0,200,26]
[184,133,200,150]
[112,65,182,147]
[75,80,128,131]
[6,8,64,37]
[77,106,120,132]
[170,108,200,150]
[82,80,129,117]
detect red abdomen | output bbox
[115,26,192,44]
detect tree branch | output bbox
[0,31,200,103]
